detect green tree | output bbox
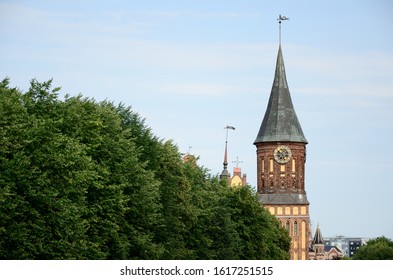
[176,158,241,259]
[222,186,290,259]
[0,79,91,259]
[1,78,291,260]
[58,96,164,259]
[0,79,163,259]
[352,236,393,260]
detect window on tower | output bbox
[292,179,296,188]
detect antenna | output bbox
[277,14,289,45]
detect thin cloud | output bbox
[297,84,393,98]
[288,46,393,82]
[0,2,147,36]
[158,82,260,96]
[116,10,262,19]
[318,160,393,169]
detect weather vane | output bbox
[277,14,289,45]
[224,125,236,144]
[220,125,236,179]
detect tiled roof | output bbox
[258,193,310,205]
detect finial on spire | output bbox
[220,125,235,179]
[223,142,228,167]
[232,156,243,168]
[277,14,289,46]
[223,125,235,165]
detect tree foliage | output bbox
[351,236,393,260]
[0,78,290,259]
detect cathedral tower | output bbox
[254,45,311,260]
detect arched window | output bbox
[294,221,298,236]
[269,159,274,173]
[286,221,290,232]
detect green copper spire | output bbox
[254,46,307,144]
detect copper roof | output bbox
[254,46,307,144]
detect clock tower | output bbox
[254,45,311,260]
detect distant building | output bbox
[229,167,247,188]
[220,157,247,187]
[309,224,343,260]
[324,236,369,257]
[182,153,197,164]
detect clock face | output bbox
[274,145,292,164]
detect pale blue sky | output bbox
[1,0,393,239]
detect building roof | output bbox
[313,223,324,245]
[254,46,307,144]
[325,245,342,254]
[258,193,310,205]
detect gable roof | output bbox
[325,245,342,254]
